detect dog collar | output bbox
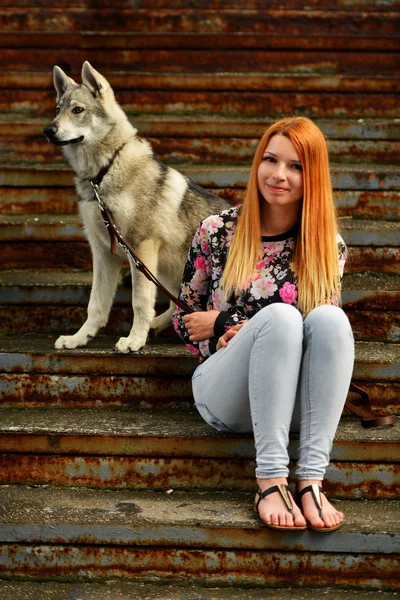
[90,142,127,187]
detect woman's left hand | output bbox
[182,310,220,342]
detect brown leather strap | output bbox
[346,382,396,428]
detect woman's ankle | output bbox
[257,476,288,491]
[297,479,323,493]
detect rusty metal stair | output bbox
[0,0,399,593]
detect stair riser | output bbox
[1,221,399,246]
[0,347,397,381]
[0,545,397,589]
[0,373,193,409]
[0,456,397,498]
[1,285,399,311]
[1,305,398,344]
[0,433,398,463]
[2,0,399,12]
[3,138,400,165]
[4,119,400,140]
[0,525,398,556]
[1,166,399,190]
[0,375,398,414]
[2,90,399,119]
[1,244,399,273]
[1,9,398,38]
[1,189,399,220]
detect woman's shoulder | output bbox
[200,204,241,232]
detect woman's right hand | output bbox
[216,322,247,350]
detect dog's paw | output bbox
[115,336,145,353]
[55,335,85,349]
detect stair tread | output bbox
[0,408,397,447]
[1,269,398,290]
[1,161,399,172]
[0,485,398,551]
[0,582,395,600]
[2,213,400,227]
[0,215,399,248]
[1,163,398,192]
[0,337,399,363]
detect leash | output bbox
[90,152,395,428]
[90,181,193,315]
[346,383,396,428]
[89,145,193,315]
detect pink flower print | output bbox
[212,288,230,311]
[264,241,284,256]
[279,282,298,305]
[201,240,211,254]
[187,344,200,356]
[194,255,207,271]
[205,215,224,234]
[250,275,278,300]
[191,269,207,292]
[255,259,267,271]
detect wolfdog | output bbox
[43,61,229,352]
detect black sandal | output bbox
[297,483,343,532]
[254,484,307,531]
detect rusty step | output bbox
[0,271,399,343]
[0,215,398,273]
[1,72,400,94]
[4,48,399,76]
[0,407,397,461]
[1,7,399,45]
[2,115,400,139]
[1,271,398,309]
[1,32,399,52]
[0,487,398,588]
[0,72,400,94]
[4,0,400,10]
[1,214,399,245]
[1,187,399,221]
[0,337,398,414]
[0,163,399,191]
[1,88,398,119]
[0,413,397,497]
[0,582,396,600]
[4,136,400,166]
[1,8,399,39]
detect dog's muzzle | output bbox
[43,125,84,146]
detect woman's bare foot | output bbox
[255,477,306,529]
[297,480,344,530]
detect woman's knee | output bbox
[305,305,354,344]
[252,303,303,342]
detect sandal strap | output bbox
[256,484,294,516]
[298,483,325,519]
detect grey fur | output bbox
[43,61,229,353]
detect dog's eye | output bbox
[72,106,84,114]
[56,106,60,114]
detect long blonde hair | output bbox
[221,116,341,315]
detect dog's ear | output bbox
[53,66,76,102]
[81,61,110,97]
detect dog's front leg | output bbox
[115,239,159,353]
[55,244,123,349]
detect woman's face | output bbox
[257,134,303,208]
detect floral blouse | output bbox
[172,205,347,358]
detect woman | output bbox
[172,116,355,532]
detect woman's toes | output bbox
[294,511,306,528]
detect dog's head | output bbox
[43,62,116,147]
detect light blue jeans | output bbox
[192,303,355,481]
